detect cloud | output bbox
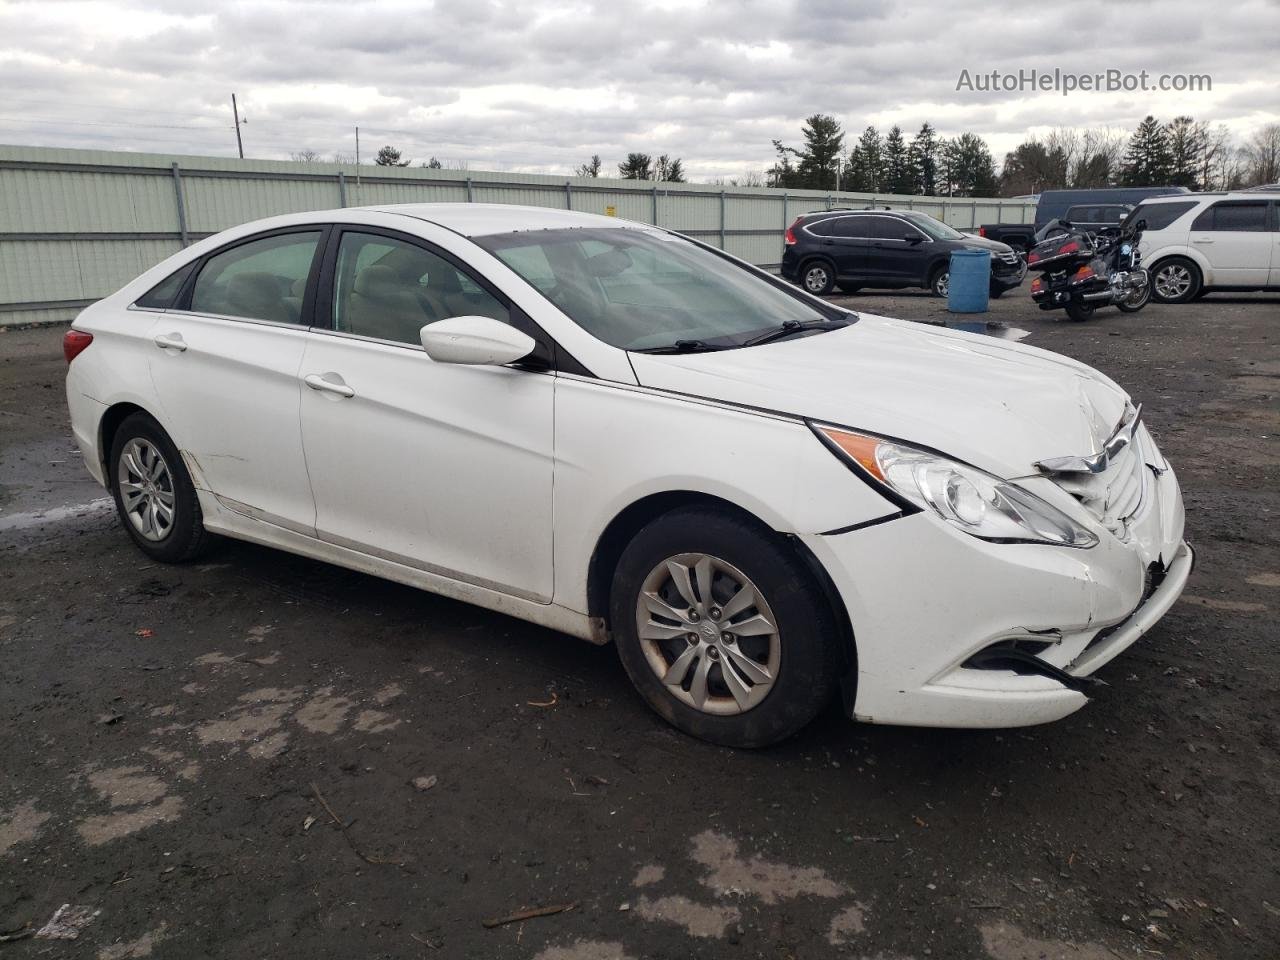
[0,0,1275,178]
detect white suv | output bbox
[1134,189,1279,302]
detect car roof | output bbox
[361,202,627,237]
[1138,191,1267,204]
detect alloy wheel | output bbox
[1154,264,1192,300]
[804,266,829,293]
[116,437,176,542]
[935,271,950,297]
[634,553,780,715]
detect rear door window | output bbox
[1192,201,1269,232]
[832,216,872,238]
[189,231,322,324]
[1131,201,1198,231]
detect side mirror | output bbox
[420,316,535,366]
[1135,219,1148,232]
[903,233,923,243]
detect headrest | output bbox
[226,272,282,305]
[353,264,400,298]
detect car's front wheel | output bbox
[930,266,950,298]
[610,507,840,748]
[1150,258,1202,303]
[108,412,210,562]
[800,261,835,296]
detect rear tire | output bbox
[1065,301,1095,322]
[108,412,210,563]
[610,506,840,748]
[1150,257,1201,303]
[800,261,835,296]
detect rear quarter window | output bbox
[134,260,197,309]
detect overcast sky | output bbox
[2,0,1277,179]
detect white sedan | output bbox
[63,204,1192,747]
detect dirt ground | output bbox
[1,285,1277,960]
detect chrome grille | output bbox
[996,251,1020,265]
[1052,435,1147,534]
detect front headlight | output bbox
[815,425,1097,548]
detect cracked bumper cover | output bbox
[801,460,1189,728]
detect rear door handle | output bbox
[1192,236,1214,244]
[304,373,356,398]
[153,333,187,352]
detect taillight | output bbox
[1070,265,1095,284]
[784,218,802,245]
[1030,277,1043,294]
[63,329,94,363]
[1027,250,1040,264]
[1059,241,1080,256]
[978,226,987,237]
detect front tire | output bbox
[930,266,949,298]
[800,261,835,296]
[108,412,210,563]
[1150,258,1201,303]
[610,507,840,748]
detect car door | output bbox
[863,215,929,283]
[1188,200,1272,285]
[147,227,325,535]
[298,226,555,602]
[806,216,866,279]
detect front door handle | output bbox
[1192,236,1214,244]
[304,373,356,398]
[153,333,187,352]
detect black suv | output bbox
[781,209,1026,298]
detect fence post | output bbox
[565,180,572,209]
[720,190,727,249]
[170,162,189,247]
[652,185,658,225]
[466,177,474,202]
[782,193,788,230]
[337,171,347,207]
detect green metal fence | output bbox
[0,144,1036,327]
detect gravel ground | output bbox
[1,285,1277,959]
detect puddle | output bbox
[0,497,113,532]
[934,319,1031,340]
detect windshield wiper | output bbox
[740,318,853,347]
[633,339,733,355]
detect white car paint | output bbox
[66,203,1192,732]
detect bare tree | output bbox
[331,152,355,165]
[290,149,322,162]
[1197,123,1234,190]
[1243,123,1280,185]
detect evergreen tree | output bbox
[946,133,998,196]
[618,153,653,180]
[654,155,686,183]
[846,126,884,192]
[883,126,912,195]
[374,145,410,167]
[1120,116,1174,186]
[576,154,602,177]
[1165,116,1204,190]
[795,114,844,189]
[999,139,1068,195]
[909,123,939,195]
[767,139,799,188]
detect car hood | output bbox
[957,234,1015,255]
[628,314,1130,479]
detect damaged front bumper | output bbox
[802,456,1190,729]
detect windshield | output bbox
[475,227,848,351]
[900,212,965,241]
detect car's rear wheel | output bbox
[800,261,835,296]
[1150,258,1201,303]
[108,412,210,562]
[610,507,840,748]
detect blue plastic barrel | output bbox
[947,249,990,313]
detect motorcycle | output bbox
[1027,216,1150,322]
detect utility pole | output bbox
[354,126,361,192]
[231,93,245,159]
